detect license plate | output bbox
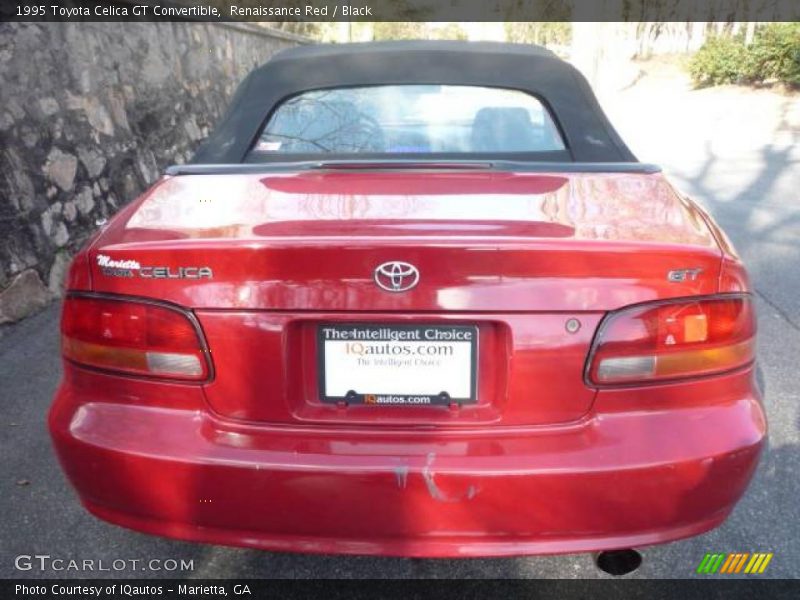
[318,324,478,406]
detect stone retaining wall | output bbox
[0,21,304,323]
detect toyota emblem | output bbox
[373,261,420,293]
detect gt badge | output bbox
[667,268,703,282]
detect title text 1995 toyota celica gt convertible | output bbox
[49,41,765,561]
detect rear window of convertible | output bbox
[247,85,566,157]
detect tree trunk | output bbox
[571,22,602,88]
[745,22,757,45]
[638,22,655,59]
[688,22,707,52]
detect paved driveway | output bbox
[1,71,798,579]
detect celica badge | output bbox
[97,254,213,280]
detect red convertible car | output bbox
[49,41,764,568]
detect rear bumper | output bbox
[49,377,766,557]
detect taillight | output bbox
[61,295,210,381]
[587,294,755,385]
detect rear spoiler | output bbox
[165,160,662,176]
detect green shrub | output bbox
[744,23,800,87]
[690,24,800,88]
[689,35,749,87]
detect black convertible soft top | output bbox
[191,40,638,164]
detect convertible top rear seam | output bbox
[166,161,661,176]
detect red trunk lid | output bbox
[90,170,721,311]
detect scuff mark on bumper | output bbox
[422,452,479,502]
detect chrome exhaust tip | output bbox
[594,549,642,576]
